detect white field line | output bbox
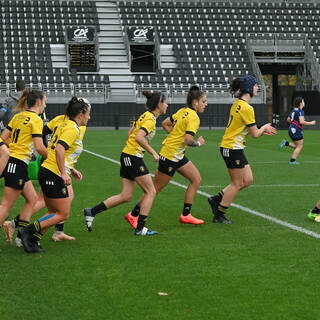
[200,184,320,188]
[252,161,320,164]
[84,149,320,239]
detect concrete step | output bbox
[97,7,118,13]
[161,56,176,62]
[105,69,133,75]
[99,30,123,37]
[96,1,117,7]
[98,13,119,19]
[100,19,120,25]
[99,44,125,51]
[98,28,122,36]
[98,55,128,62]
[110,75,135,82]
[51,56,67,62]
[98,25,121,31]
[99,43,126,50]
[98,49,127,55]
[99,61,129,68]
[110,82,135,89]
[98,37,124,44]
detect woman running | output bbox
[19,97,91,253]
[84,90,168,236]
[0,89,48,243]
[125,85,207,228]
[279,97,316,164]
[208,75,277,224]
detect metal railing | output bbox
[0,83,109,103]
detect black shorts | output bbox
[158,155,189,177]
[120,152,149,181]
[220,147,248,169]
[4,157,30,190]
[38,166,69,199]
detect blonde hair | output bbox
[15,89,45,111]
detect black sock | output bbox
[218,204,229,216]
[137,214,147,231]
[55,223,64,232]
[18,219,29,228]
[217,190,224,202]
[91,202,107,216]
[26,221,43,242]
[131,201,140,217]
[182,203,192,216]
[312,206,320,214]
[285,141,289,146]
[290,158,296,162]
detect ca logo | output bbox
[133,28,148,38]
[74,28,88,37]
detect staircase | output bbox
[96,0,135,101]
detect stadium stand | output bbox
[0,0,320,109]
[0,0,106,102]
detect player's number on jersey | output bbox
[50,135,58,150]
[226,115,234,128]
[12,128,20,143]
[23,116,31,125]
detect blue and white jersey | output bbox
[289,108,304,130]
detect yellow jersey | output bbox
[160,107,200,161]
[46,115,86,150]
[7,110,43,164]
[122,111,156,158]
[42,118,86,176]
[0,137,3,146]
[220,99,256,150]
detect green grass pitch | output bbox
[1,129,320,320]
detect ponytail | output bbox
[15,89,45,111]
[229,78,241,97]
[186,85,205,107]
[15,88,29,111]
[142,90,166,111]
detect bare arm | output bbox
[55,143,71,185]
[248,123,277,138]
[33,137,48,159]
[135,129,159,161]
[162,117,173,134]
[299,116,316,126]
[1,128,11,146]
[0,144,9,176]
[184,133,205,147]
[127,126,135,137]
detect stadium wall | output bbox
[46,103,269,129]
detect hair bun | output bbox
[142,90,153,99]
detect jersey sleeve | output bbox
[240,105,256,127]
[58,126,78,150]
[185,113,200,136]
[31,116,44,137]
[140,118,155,135]
[46,117,57,132]
[299,110,305,117]
[7,116,14,131]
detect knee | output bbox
[60,210,70,220]
[145,186,156,199]
[190,175,202,187]
[243,177,253,188]
[121,193,132,203]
